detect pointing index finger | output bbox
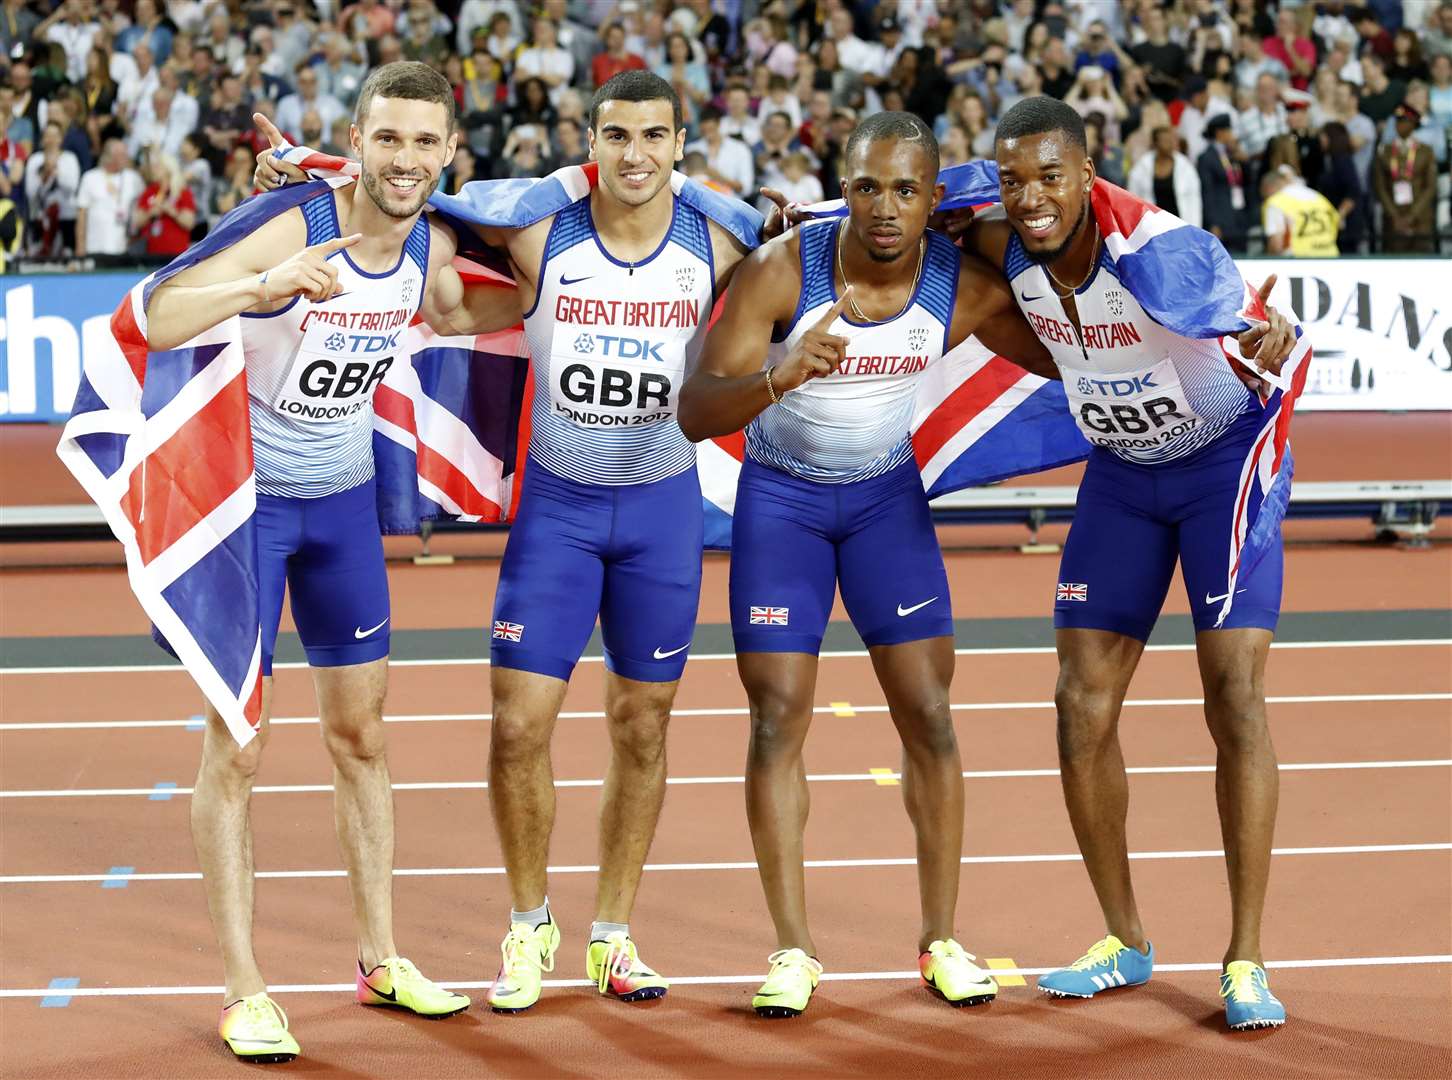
[1255,273,1277,305]
[815,286,853,329]
[310,232,363,255]
[254,111,287,149]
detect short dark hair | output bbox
[994,95,1087,154]
[843,110,940,179]
[590,69,683,131]
[354,60,455,129]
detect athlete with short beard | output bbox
[955,96,1300,1031]
[679,112,1060,1018]
[148,62,522,1062]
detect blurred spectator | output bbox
[720,84,761,146]
[1374,102,1438,252]
[1234,33,1289,93]
[198,7,244,75]
[1431,54,1452,126]
[1066,65,1127,144]
[1388,29,1431,85]
[1354,6,1396,62]
[510,77,556,132]
[1240,73,1290,159]
[178,131,211,233]
[1285,99,1325,184]
[553,118,588,168]
[0,0,40,59]
[1198,114,1250,251]
[1427,3,1452,61]
[339,0,396,45]
[516,17,575,103]
[116,0,172,66]
[321,115,352,158]
[457,1,521,57]
[1314,120,1368,252]
[198,74,250,173]
[25,119,80,255]
[655,31,710,121]
[444,144,476,195]
[685,105,753,198]
[135,151,195,257]
[211,143,256,218]
[1262,6,1316,92]
[316,33,367,109]
[1262,164,1339,255]
[500,122,547,180]
[39,0,102,84]
[127,88,187,160]
[1358,54,1407,124]
[402,4,452,69]
[593,21,647,88]
[1132,8,1189,103]
[276,65,346,144]
[753,109,806,191]
[479,12,518,66]
[1129,125,1202,227]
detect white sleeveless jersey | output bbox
[1002,233,1254,464]
[242,190,429,498]
[746,220,960,483]
[523,195,714,486]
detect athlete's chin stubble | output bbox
[362,170,434,220]
[1024,197,1089,265]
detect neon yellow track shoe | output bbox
[487,921,561,1013]
[585,932,670,1002]
[919,940,998,1007]
[752,948,822,1018]
[218,992,300,1064]
[357,956,470,1017]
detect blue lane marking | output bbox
[40,978,79,1007]
[186,715,205,732]
[102,866,135,889]
[149,781,178,801]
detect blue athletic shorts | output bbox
[256,477,391,674]
[489,458,704,683]
[1055,418,1284,642]
[730,456,954,654]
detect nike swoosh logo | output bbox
[1204,590,1247,605]
[1020,291,1043,302]
[653,644,690,660]
[354,617,390,639]
[896,597,939,617]
[367,983,398,1002]
[559,274,593,286]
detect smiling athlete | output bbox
[959,96,1301,1031]
[149,62,523,1062]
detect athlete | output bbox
[259,70,773,1013]
[678,113,1061,1018]
[148,63,523,1061]
[956,96,1300,1030]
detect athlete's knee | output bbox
[895,696,958,760]
[1054,675,1120,763]
[490,708,552,763]
[607,698,670,769]
[1202,668,1269,752]
[322,711,388,766]
[746,691,811,765]
[199,717,268,784]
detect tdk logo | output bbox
[1078,373,1158,397]
[575,333,665,362]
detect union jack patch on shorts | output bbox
[749,606,789,625]
[492,620,524,641]
[1056,583,1088,602]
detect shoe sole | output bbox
[925,982,996,1008]
[361,1000,470,1019]
[754,1003,807,1019]
[226,1049,297,1065]
[1230,1017,1287,1031]
[604,986,668,1003]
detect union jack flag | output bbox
[492,621,524,642]
[749,606,790,625]
[1057,583,1088,602]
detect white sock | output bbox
[510,899,551,929]
[591,920,629,943]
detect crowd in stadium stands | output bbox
[1,0,1449,269]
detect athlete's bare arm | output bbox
[418,218,524,336]
[706,218,753,293]
[146,209,361,352]
[678,233,851,442]
[948,250,1060,381]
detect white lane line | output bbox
[1,954,1449,998]
[3,758,1449,799]
[2,638,1446,676]
[3,691,1448,732]
[4,843,1447,885]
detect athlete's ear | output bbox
[674,126,685,163]
[350,123,361,159]
[586,124,597,161]
[1082,152,1096,193]
[930,180,945,215]
[443,129,458,169]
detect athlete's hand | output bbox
[929,205,975,243]
[769,287,853,392]
[1235,275,1296,383]
[252,112,308,191]
[259,233,362,303]
[759,187,812,241]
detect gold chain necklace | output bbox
[835,220,925,323]
[1045,223,1100,298]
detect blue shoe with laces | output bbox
[1221,961,1286,1030]
[1038,935,1153,998]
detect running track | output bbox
[1,413,1449,1078]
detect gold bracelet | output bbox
[764,365,781,405]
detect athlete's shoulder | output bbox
[961,204,1015,270]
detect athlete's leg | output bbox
[192,686,276,1001]
[1196,628,1277,968]
[730,459,837,957]
[488,464,609,911]
[1051,452,1177,951]
[594,672,676,923]
[312,658,395,969]
[489,669,569,910]
[834,462,962,951]
[740,651,822,956]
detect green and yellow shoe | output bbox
[585,932,670,1002]
[357,956,470,1018]
[218,992,300,1064]
[752,948,822,1019]
[487,921,561,1013]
